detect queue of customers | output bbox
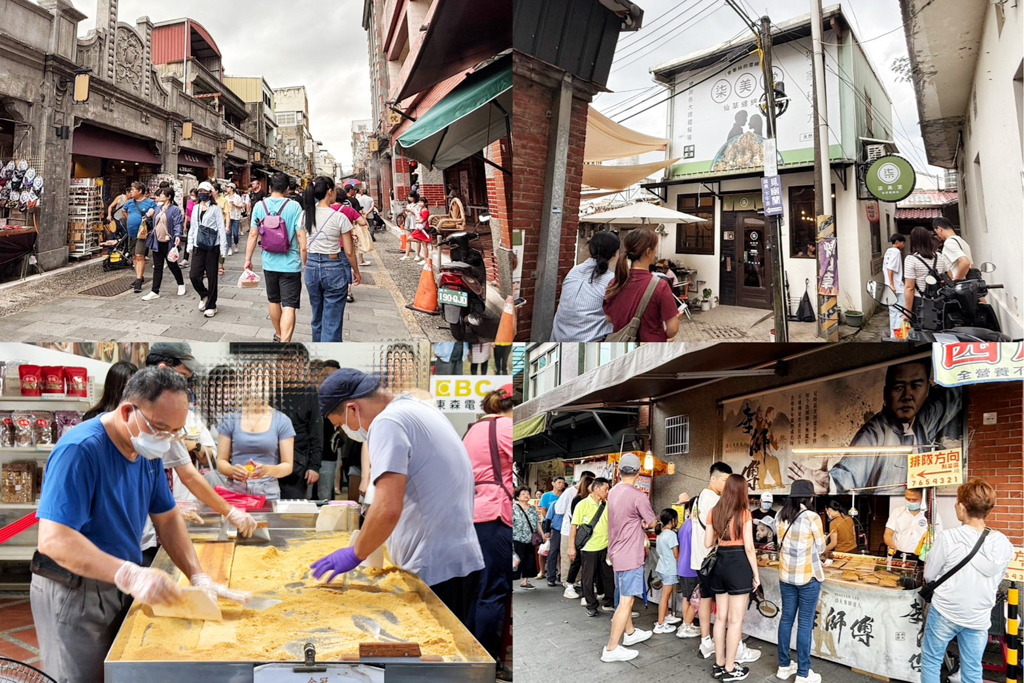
[531,460,1013,683]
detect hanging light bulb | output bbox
[644,451,654,472]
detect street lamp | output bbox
[58,68,92,104]
[182,120,194,140]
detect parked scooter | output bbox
[438,219,489,341]
[866,262,1014,342]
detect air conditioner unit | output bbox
[866,144,885,162]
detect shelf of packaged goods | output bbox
[0,396,91,404]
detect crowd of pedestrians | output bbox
[524,460,1013,682]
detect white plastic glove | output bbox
[114,561,183,606]
[190,573,252,605]
[225,506,257,538]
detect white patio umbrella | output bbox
[581,202,705,224]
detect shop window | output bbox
[864,91,873,137]
[674,194,715,255]
[870,217,881,257]
[885,213,892,240]
[665,414,690,456]
[528,346,561,399]
[788,185,836,258]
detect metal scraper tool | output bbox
[244,594,283,611]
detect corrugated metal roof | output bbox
[895,208,943,219]
[897,190,958,207]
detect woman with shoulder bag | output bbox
[304,177,360,342]
[775,480,826,683]
[920,479,1014,683]
[903,226,953,325]
[513,486,541,590]
[603,228,682,342]
[186,181,227,319]
[463,386,514,662]
[704,473,761,681]
[142,187,187,301]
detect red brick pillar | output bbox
[485,137,513,289]
[965,381,1024,544]
[393,152,410,200]
[512,52,596,341]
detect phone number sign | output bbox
[1007,547,1024,582]
[906,448,963,489]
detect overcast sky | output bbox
[594,0,945,185]
[66,0,371,170]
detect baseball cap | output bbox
[318,369,382,417]
[197,181,214,192]
[498,384,513,400]
[760,493,774,503]
[619,453,642,474]
[148,342,199,374]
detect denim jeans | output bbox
[778,578,822,677]
[305,253,351,342]
[229,219,240,245]
[921,606,988,683]
[317,460,337,501]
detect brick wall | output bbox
[420,184,446,208]
[512,54,593,341]
[965,381,1024,544]
[485,138,513,285]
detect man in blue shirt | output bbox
[542,477,567,584]
[246,171,308,342]
[122,181,157,293]
[30,367,247,683]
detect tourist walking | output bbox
[775,479,825,683]
[224,183,245,256]
[603,228,682,341]
[123,181,157,294]
[551,231,620,342]
[141,186,187,301]
[246,172,308,343]
[186,181,227,319]
[903,225,952,324]
[303,176,360,342]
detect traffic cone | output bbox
[494,296,516,343]
[406,258,440,315]
[400,232,408,251]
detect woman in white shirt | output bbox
[551,231,620,342]
[903,226,951,323]
[303,176,361,342]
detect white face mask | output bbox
[342,406,369,443]
[129,409,172,460]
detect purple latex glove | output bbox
[310,546,362,583]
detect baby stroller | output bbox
[102,223,133,272]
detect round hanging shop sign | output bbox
[866,155,916,202]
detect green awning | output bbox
[513,413,547,442]
[398,58,511,171]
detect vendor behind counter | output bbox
[885,487,941,563]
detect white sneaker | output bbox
[676,624,700,639]
[601,646,638,663]
[400,256,410,261]
[198,298,208,311]
[563,585,580,599]
[581,597,587,606]
[227,247,234,256]
[204,308,217,318]
[699,636,716,659]
[653,623,676,634]
[665,615,682,625]
[777,663,798,680]
[736,641,762,663]
[141,291,160,301]
[795,671,821,683]
[600,605,615,612]
[622,628,652,646]
[177,285,186,296]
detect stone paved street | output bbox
[513,581,872,683]
[672,305,892,343]
[0,225,450,343]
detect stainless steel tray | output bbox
[104,528,495,682]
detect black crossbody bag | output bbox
[918,528,989,603]
[574,501,606,551]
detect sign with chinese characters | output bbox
[864,201,880,222]
[745,569,923,682]
[866,155,917,202]
[761,176,783,216]
[430,375,512,413]
[906,448,963,489]
[721,356,965,494]
[1006,547,1024,582]
[817,218,838,296]
[763,139,778,177]
[932,342,1024,387]
[669,34,841,177]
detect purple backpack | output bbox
[257,199,293,254]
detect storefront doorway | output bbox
[720,209,771,309]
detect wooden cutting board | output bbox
[192,541,235,585]
[150,587,223,621]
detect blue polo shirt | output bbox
[540,492,564,531]
[123,198,157,239]
[250,196,305,273]
[37,417,176,565]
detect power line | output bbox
[614,0,703,53]
[612,2,725,73]
[615,56,742,123]
[600,86,665,117]
[612,0,705,52]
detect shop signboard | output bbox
[430,375,512,413]
[721,355,966,494]
[932,342,1024,387]
[817,217,838,296]
[635,474,652,495]
[906,448,963,489]
[866,155,916,203]
[1006,547,1024,582]
[745,569,923,682]
[668,34,841,177]
[760,176,783,216]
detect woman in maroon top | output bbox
[603,228,681,341]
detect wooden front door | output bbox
[719,211,772,310]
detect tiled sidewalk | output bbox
[0,594,39,666]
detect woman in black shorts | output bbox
[704,473,761,681]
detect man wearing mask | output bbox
[274,345,323,500]
[885,488,942,563]
[186,181,228,319]
[752,492,777,548]
[30,368,247,683]
[310,369,484,626]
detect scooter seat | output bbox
[443,261,474,271]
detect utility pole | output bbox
[759,17,789,343]
[810,0,838,340]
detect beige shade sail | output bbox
[582,158,681,191]
[584,106,670,162]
